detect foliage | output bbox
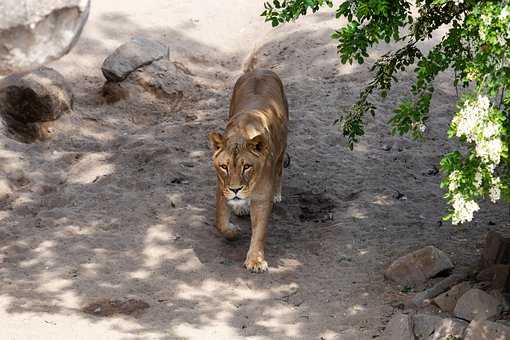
[262,0,510,224]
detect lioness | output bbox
[208,69,288,272]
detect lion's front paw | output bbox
[244,256,268,273]
[273,192,282,203]
[222,223,241,240]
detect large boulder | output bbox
[454,288,501,321]
[0,66,72,142]
[101,37,170,82]
[384,246,454,285]
[0,0,90,75]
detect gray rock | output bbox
[381,313,414,340]
[454,288,501,321]
[464,319,510,340]
[0,0,90,75]
[101,37,170,82]
[385,246,454,285]
[0,66,72,142]
[432,281,472,313]
[412,314,468,340]
[102,60,194,104]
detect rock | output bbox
[454,288,501,321]
[493,265,510,290]
[412,314,468,340]
[0,0,90,75]
[412,272,467,307]
[1,67,73,122]
[481,231,510,268]
[102,60,194,105]
[385,246,454,285]
[101,37,169,82]
[477,265,510,292]
[381,313,414,340]
[464,319,510,340]
[432,281,471,313]
[0,67,72,142]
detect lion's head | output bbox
[208,131,267,202]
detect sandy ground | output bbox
[1,1,509,339]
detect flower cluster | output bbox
[443,94,507,224]
[452,95,503,164]
[451,193,480,224]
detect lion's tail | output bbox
[241,46,258,73]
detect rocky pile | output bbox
[382,232,510,339]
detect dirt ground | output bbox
[1,1,509,339]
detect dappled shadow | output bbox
[1,2,509,340]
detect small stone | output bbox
[432,281,471,313]
[464,319,510,340]
[412,314,468,340]
[380,313,413,340]
[382,144,392,151]
[384,246,454,285]
[454,288,501,321]
[101,37,169,82]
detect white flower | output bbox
[453,95,491,142]
[451,194,480,225]
[448,170,461,191]
[475,138,502,163]
[500,7,510,19]
[489,177,501,203]
[482,121,500,139]
[474,170,483,188]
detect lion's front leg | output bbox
[215,185,240,240]
[244,198,272,272]
[273,150,286,203]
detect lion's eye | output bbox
[220,164,228,171]
[243,164,252,171]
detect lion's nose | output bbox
[229,186,243,194]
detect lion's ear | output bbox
[247,135,266,155]
[208,132,224,152]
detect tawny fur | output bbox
[208,69,288,272]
